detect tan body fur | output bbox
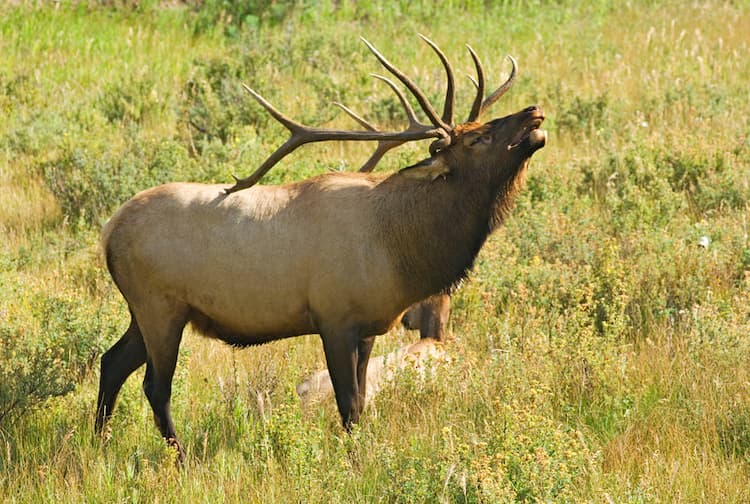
[103,171,474,345]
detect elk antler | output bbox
[335,73,439,173]
[225,38,453,194]
[357,39,517,173]
[417,34,456,126]
[226,38,517,192]
[354,34,457,172]
[466,49,517,122]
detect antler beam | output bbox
[225,84,447,194]
[225,38,456,194]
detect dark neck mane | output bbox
[373,162,526,305]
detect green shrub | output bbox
[0,289,117,425]
[359,353,599,503]
[97,77,167,125]
[717,407,750,464]
[188,0,296,36]
[0,72,41,116]
[0,325,73,424]
[40,139,195,227]
[2,111,69,157]
[182,56,271,148]
[575,146,750,240]
[557,93,610,134]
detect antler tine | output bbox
[358,73,441,173]
[332,102,400,173]
[334,73,423,130]
[241,83,303,132]
[370,73,422,127]
[466,45,486,122]
[360,37,451,133]
[333,102,377,131]
[479,55,517,117]
[358,143,396,173]
[418,34,455,126]
[331,101,394,172]
[335,73,442,173]
[226,84,311,192]
[225,84,446,194]
[314,101,420,174]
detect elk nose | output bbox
[524,105,545,119]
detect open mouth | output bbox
[508,114,546,151]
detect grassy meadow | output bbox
[2,0,750,501]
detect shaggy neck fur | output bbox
[374,155,529,306]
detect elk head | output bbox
[224,35,545,194]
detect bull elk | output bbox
[95,35,546,462]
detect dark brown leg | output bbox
[402,294,451,341]
[355,336,376,417]
[136,303,189,464]
[96,314,147,433]
[143,357,184,462]
[320,328,361,430]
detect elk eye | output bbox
[470,135,491,146]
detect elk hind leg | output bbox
[96,313,147,433]
[136,303,189,462]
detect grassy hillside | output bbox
[1,1,749,502]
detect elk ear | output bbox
[398,157,451,181]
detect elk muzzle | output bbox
[508,105,546,152]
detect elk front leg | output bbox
[320,329,365,430]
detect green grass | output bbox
[2,1,750,502]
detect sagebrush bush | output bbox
[97,77,167,125]
[188,0,295,36]
[0,285,119,425]
[0,325,73,424]
[717,406,750,464]
[182,56,272,148]
[39,138,196,226]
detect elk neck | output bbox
[373,155,528,304]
